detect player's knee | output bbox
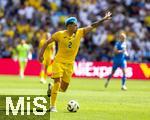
[60,86,68,92]
[54,78,61,83]
[123,74,126,78]
[60,84,69,92]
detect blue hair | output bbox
[65,17,78,26]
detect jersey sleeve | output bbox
[77,28,85,38]
[51,31,60,42]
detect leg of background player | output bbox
[40,64,48,84]
[121,68,127,90]
[19,61,26,79]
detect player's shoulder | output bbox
[121,41,127,47]
[115,41,120,45]
[75,28,85,37]
[16,45,19,50]
[78,28,84,30]
[17,44,21,48]
[52,30,66,38]
[54,30,66,35]
[24,43,29,47]
[114,41,120,48]
[77,28,84,32]
[51,30,66,41]
[23,43,30,49]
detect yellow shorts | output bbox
[51,61,73,83]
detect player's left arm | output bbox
[46,32,56,60]
[51,43,56,60]
[39,34,55,63]
[83,12,112,35]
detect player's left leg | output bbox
[60,80,69,92]
[105,63,117,88]
[121,61,127,90]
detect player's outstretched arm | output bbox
[83,11,112,35]
[39,37,55,63]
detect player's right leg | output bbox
[49,80,69,112]
[50,78,61,112]
[48,62,63,112]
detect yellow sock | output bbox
[51,82,60,107]
[44,73,47,80]
[40,70,45,79]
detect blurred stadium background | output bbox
[0,0,149,62]
[0,0,149,79]
[0,0,150,120]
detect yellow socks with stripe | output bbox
[51,82,60,107]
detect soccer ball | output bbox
[67,100,79,112]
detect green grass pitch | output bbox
[0,75,150,120]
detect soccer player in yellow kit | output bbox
[39,33,55,84]
[39,12,112,112]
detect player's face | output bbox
[67,23,78,33]
[21,40,26,44]
[119,33,126,42]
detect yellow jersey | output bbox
[51,28,84,64]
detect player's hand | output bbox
[104,11,112,20]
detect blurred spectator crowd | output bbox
[0,0,150,62]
